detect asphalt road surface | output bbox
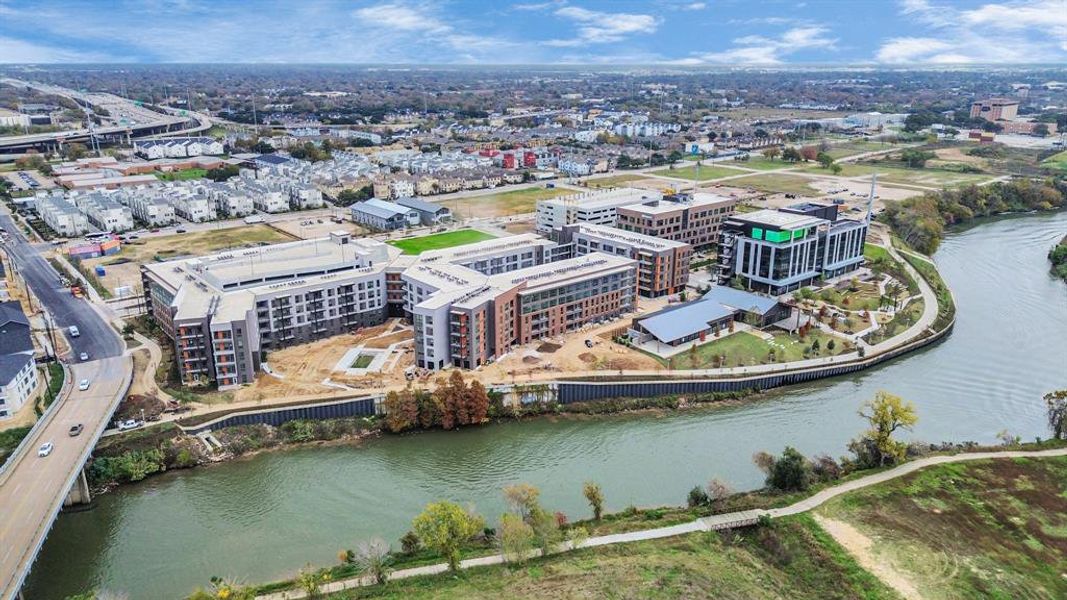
[0,357,132,600]
[0,214,123,360]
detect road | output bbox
[0,214,123,360]
[0,211,132,599]
[0,357,131,600]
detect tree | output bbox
[901,149,935,168]
[582,481,604,520]
[528,506,564,556]
[816,152,834,169]
[354,538,392,585]
[384,388,419,432]
[65,142,89,160]
[830,163,843,175]
[799,146,819,161]
[399,531,420,555]
[296,565,329,599]
[1045,389,1067,440]
[1033,123,1050,137]
[687,485,709,507]
[498,513,535,563]
[336,185,374,206]
[706,478,732,510]
[416,388,441,429]
[857,391,918,466]
[756,447,811,492]
[465,380,490,424]
[763,146,781,161]
[781,147,803,163]
[503,483,540,521]
[754,128,769,139]
[411,501,485,572]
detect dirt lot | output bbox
[713,175,922,217]
[237,320,414,401]
[74,224,298,296]
[269,214,367,240]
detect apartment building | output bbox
[395,197,452,225]
[615,192,736,250]
[35,194,90,236]
[970,98,1019,122]
[0,301,38,420]
[559,223,691,297]
[146,229,640,386]
[71,194,136,233]
[717,203,868,294]
[536,188,662,233]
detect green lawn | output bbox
[154,168,208,181]
[584,174,650,188]
[651,164,749,181]
[734,157,793,170]
[351,354,374,369]
[724,173,822,197]
[1041,149,1067,173]
[800,162,993,188]
[313,515,893,600]
[439,187,568,219]
[823,140,895,160]
[388,229,496,255]
[819,456,1067,600]
[668,328,847,369]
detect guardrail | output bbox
[2,356,134,600]
[176,394,381,436]
[0,362,72,484]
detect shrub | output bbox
[687,486,709,507]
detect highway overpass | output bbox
[0,213,132,600]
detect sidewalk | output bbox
[257,446,1067,599]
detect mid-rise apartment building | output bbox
[970,98,1019,122]
[717,203,868,295]
[35,194,90,236]
[536,188,662,233]
[559,223,690,297]
[615,192,736,249]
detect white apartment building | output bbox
[35,194,91,236]
[535,188,663,233]
[74,194,135,233]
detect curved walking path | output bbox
[257,446,1067,599]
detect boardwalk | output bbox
[258,446,1067,599]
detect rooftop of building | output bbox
[573,223,688,250]
[730,208,825,230]
[619,192,735,216]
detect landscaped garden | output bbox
[388,229,496,255]
[666,328,850,370]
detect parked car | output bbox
[175,228,187,234]
[79,352,89,361]
[117,419,141,431]
[69,424,84,437]
[584,339,594,348]
[78,379,90,391]
[37,441,54,457]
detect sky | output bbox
[1,0,1066,65]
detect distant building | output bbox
[0,108,30,129]
[717,203,869,294]
[559,223,691,298]
[350,198,420,230]
[616,192,737,250]
[395,197,452,226]
[970,98,1019,122]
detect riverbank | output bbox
[1050,233,1067,281]
[246,442,1067,600]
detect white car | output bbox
[38,441,54,457]
[79,352,89,361]
[117,419,141,431]
[78,379,90,391]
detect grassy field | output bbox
[319,515,894,600]
[388,229,496,255]
[822,140,895,160]
[651,164,748,181]
[733,157,792,171]
[1042,149,1067,173]
[154,168,208,181]
[584,174,650,188]
[801,162,993,188]
[723,173,822,197]
[667,328,847,369]
[439,187,569,219]
[819,456,1067,599]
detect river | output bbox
[27,212,1067,600]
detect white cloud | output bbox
[880,0,1067,64]
[689,25,837,64]
[0,35,117,63]
[545,6,660,47]
[682,2,706,10]
[354,4,449,34]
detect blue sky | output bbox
[1,0,1066,65]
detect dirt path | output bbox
[814,514,922,599]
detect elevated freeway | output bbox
[0,212,132,599]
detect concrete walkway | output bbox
[256,446,1067,599]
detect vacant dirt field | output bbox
[269,215,367,240]
[238,320,414,401]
